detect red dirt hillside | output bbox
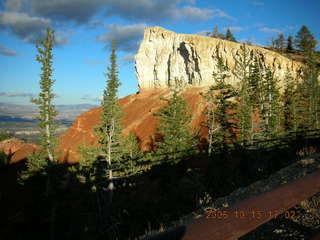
[57,87,207,163]
[0,138,40,163]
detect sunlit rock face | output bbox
[135,26,303,89]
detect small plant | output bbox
[0,151,9,167]
[0,131,13,141]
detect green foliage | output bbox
[31,28,58,162]
[202,47,237,155]
[121,132,142,175]
[259,68,281,139]
[225,28,237,42]
[0,131,13,141]
[286,35,294,52]
[295,25,317,53]
[20,152,48,181]
[155,80,197,164]
[76,41,142,190]
[211,24,225,39]
[0,151,9,167]
[273,34,285,51]
[94,40,126,180]
[233,44,254,142]
[282,72,300,133]
[22,28,58,181]
[297,53,320,129]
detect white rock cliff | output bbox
[135,26,303,89]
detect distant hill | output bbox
[0,102,98,122]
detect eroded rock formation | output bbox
[135,26,303,89]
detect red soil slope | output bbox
[57,87,208,163]
[0,138,40,163]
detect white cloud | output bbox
[81,94,102,103]
[0,44,18,56]
[0,92,36,97]
[121,54,135,63]
[1,0,234,44]
[97,23,147,52]
[211,9,236,21]
[0,11,51,43]
[173,6,216,21]
[259,27,282,35]
[223,26,244,32]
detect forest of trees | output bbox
[1,25,319,239]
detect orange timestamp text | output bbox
[205,209,296,220]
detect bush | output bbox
[0,131,13,141]
[0,151,9,167]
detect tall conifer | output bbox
[233,44,254,143]
[21,28,58,180]
[155,80,196,164]
[295,25,317,53]
[202,47,237,155]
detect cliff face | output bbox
[135,26,303,89]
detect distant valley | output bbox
[0,102,98,142]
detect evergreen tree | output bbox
[211,24,225,39]
[21,28,58,180]
[248,56,264,139]
[286,35,294,52]
[298,53,320,129]
[19,28,59,240]
[272,34,285,51]
[282,72,299,133]
[212,24,219,38]
[94,40,124,205]
[225,28,237,42]
[278,34,285,51]
[295,25,317,53]
[77,40,132,236]
[260,68,281,139]
[202,47,237,155]
[155,80,197,164]
[122,132,141,175]
[233,44,254,143]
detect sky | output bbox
[0,0,319,105]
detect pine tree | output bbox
[155,80,197,164]
[272,34,285,51]
[259,68,281,139]
[19,27,59,240]
[211,24,225,39]
[278,34,285,51]
[202,47,237,155]
[298,53,320,129]
[212,25,219,38]
[225,28,237,42]
[286,35,294,52]
[21,28,58,180]
[233,44,254,143]
[295,25,317,53]
[282,72,299,133]
[121,132,141,175]
[85,40,128,236]
[248,56,264,139]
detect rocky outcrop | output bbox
[135,26,303,89]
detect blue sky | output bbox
[0,0,319,105]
